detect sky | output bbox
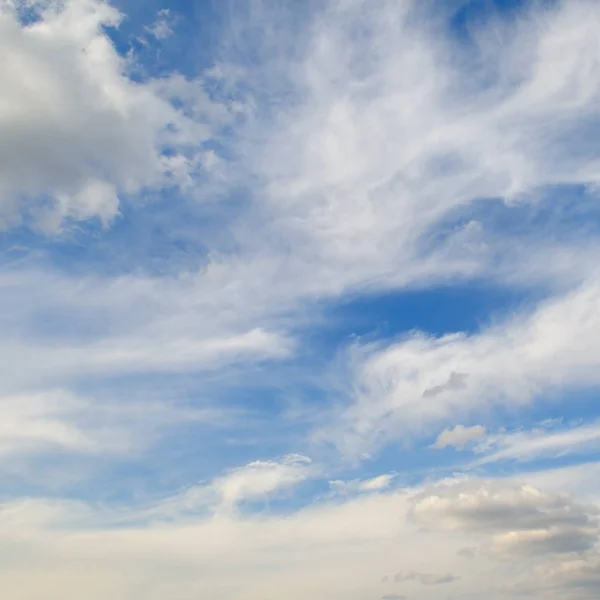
[2,0,600,598]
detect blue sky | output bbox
[2,0,600,598]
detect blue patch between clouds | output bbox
[106,0,222,77]
[312,281,529,345]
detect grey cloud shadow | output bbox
[423,372,468,398]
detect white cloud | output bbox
[0,388,227,468]
[0,478,481,599]
[1,2,600,597]
[525,461,600,505]
[147,454,314,518]
[359,473,396,492]
[412,479,597,533]
[226,0,600,300]
[432,424,486,450]
[0,470,598,599]
[145,8,174,40]
[212,454,313,513]
[2,0,600,424]
[0,267,294,393]
[315,272,600,455]
[535,554,600,598]
[490,527,598,556]
[410,478,599,562]
[328,473,397,496]
[0,0,228,231]
[0,390,107,456]
[474,421,600,465]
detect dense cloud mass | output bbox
[1,0,600,599]
[411,479,599,552]
[0,0,231,231]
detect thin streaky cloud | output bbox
[1,1,600,599]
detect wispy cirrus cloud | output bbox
[473,421,600,465]
[315,272,600,456]
[2,0,600,598]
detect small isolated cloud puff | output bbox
[154,454,314,517]
[214,454,312,511]
[432,424,486,450]
[145,8,174,40]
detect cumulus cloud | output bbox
[410,479,600,560]
[411,479,597,533]
[0,0,229,231]
[490,527,598,556]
